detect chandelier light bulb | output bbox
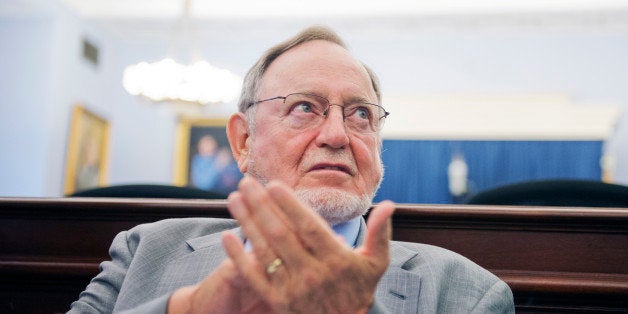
[122,58,242,105]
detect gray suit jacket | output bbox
[69,217,514,313]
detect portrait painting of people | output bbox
[63,105,110,195]
[174,118,243,195]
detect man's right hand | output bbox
[168,257,273,314]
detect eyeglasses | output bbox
[247,92,389,133]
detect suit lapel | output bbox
[186,227,244,251]
[356,218,422,313]
[375,243,422,313]
[154,228,244,295]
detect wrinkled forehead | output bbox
[258,40,376,100]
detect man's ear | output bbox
[226,112,250,173]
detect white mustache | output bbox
[302,150,357,175]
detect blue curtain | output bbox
[374,140,603,204]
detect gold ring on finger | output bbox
[266,258,282,274]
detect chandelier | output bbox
[122,0,241,105]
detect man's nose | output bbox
[315,105,350,149]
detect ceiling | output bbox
[4,0,628,42]
[58,0,628,19]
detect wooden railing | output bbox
[1,197,627,313]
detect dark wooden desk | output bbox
[1,198,627,313]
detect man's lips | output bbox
[308,163,354,176]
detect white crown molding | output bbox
[56,0,628,19]
[381,94,623,140]
[79,9,628,43]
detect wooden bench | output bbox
[1,198,627,313]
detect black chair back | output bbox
[69,184,228,199]
[466,179,628,207]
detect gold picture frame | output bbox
[63,105,110,195]
[174,117,242,195]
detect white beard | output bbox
[294,187,373,226]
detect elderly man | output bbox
[70,26,514,313]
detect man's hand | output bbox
[221,176,395,313]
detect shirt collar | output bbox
[332,216,361,248]
[244,216,362,250]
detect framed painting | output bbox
[174,117,243,195]
[63,105,110,195]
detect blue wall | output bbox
[375,140,603,204]
[0,17,53,196]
